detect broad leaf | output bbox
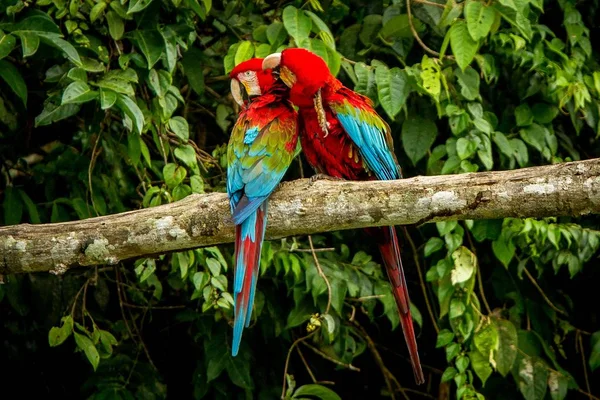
[449,20,478,71]
[0,60,27,105]
[401,116,437,165]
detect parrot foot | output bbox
[309,174,343,184]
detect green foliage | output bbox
[1,0,600,399]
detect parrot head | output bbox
[262,48,332,107]
[230,58,275,106]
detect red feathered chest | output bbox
[298,106,370,180]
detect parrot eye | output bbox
[245,71,253,77]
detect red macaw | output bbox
[262,49,425,384]
[227,59,299,355]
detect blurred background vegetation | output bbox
[1,0,600,398]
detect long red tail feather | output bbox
[369,226,425,384]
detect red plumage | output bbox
[271,48,425,384]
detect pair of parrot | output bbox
[226,49,424,384]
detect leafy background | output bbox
[1,0,600,398]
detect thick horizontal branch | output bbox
[2,159,600,275]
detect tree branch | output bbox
[2,159,600,274]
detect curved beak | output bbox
[262,53,282,70]
[230,78,244,106]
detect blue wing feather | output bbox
[335,106,400,181]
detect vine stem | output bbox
[302,342,360,371]
[578,331,593,400]
[403,227,439,333]
[406,0,442,57]
[464,226,492,314]
[523,267,567,316]
[308,235,332,315]
[281,331,317,399]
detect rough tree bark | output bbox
[1,159,599,275]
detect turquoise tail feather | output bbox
[231,201,268,356]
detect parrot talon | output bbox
[309,173,342,184]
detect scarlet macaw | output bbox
[227,59,299,356]
[262,49,424,384]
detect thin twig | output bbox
[87,132,103,216]
[578,332,593,400]
[352,320,408,400]
[576,389,600,400]
[281,331,317,399]
[291,247,336,253]
[296,346,318,383]
[413,0,445,7]
[406,0,442,57]
[123,302,185,310]
[347,294,386,302]
[403,227,439,333]
[302,342,361,371]
[464,227,492,314]
[308,235,332,315]
[400,388,436,399]
[523,267,567,316]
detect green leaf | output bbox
[106,11,124,40]
[62,81,96,104]
[455,66,480,100]
[441,366,457,383]
[226,354,253,389]
[515,103,533,127]
[234,41,254,66]
[206,257,221,276]
[465,0,496,41]
[283,6,312,44]
[0,33,16,59]
[354,62,376,100]
[174,145,197,168]
[35,102,80,126]
[99,88,117,110]
[0,60,27,106]
[37,33,82,66]
[470,350,493,386]
[89,1,107,22]
[517,356,548,400]
[18,189,40,223]
[492,131,513,158]
[380,14,414,41]
[132,30,164,69]
[266,22,287,47]
[359,15,382,46]
[424,237,444,257]
[48,315,73,347]
[547,370,568,400]
[163,163,186,189]
[520,123,546,153]
[492,233,515,268]
[450,246,475,285]
[128,0,153,13]
[436,329,455,348]
[470,219,502,241]
[510,138,528,167]
[190,175,204,193]
[401,116,437,165]
[15,32,40,57]
[589,331,600,372]
[532,103,558,124]
[115,94,144,134]
[474,320,499,360]
[449,20,478,71]
[293,384,341,400]
[74,332,100,371]
[168,116,189,141]
[456,137,476,160]
[181,47,205,95]
[495,318,518,376]
[375,65,409,119]
[305,11,336,50]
